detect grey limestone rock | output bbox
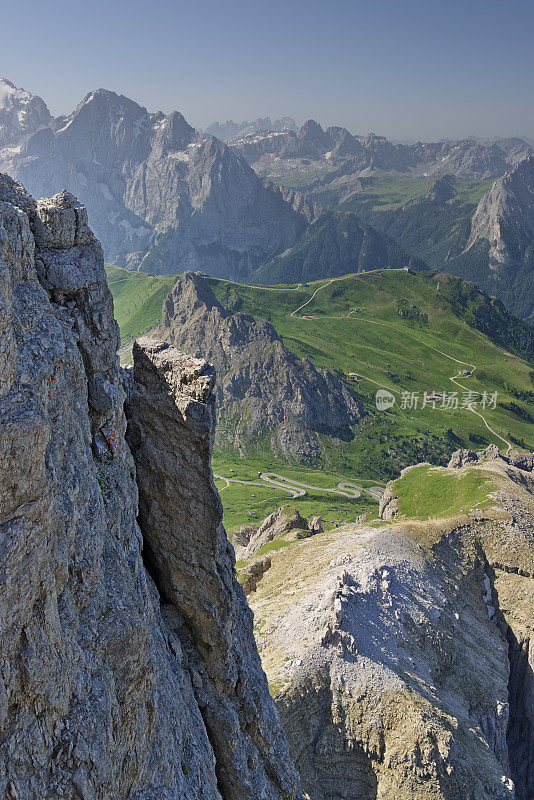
[0,78,52,148]
[447,448,479,468]
[246,453,534,799]
[0,174,301,800]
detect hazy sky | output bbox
[4,0,534,141]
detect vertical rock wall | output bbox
[126,338,300,800]
[0,175,301,800]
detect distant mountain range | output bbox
[1,77,533,319]
[0,80,418,284]
[225,118,533,319]
[229,119,532,180]
[0,84,311,280]
[204,116,298,140]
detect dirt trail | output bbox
[450,371,512,453]
[291,279,335,317]
[292,282,513,455]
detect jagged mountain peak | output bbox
[0,77,52,148]
[74,87,148,119]
[54,88,150,132]
[163,270,227,319]
[160,272,363,463]
[0,86,310,277]
[53,89,199,156]
[298,118,326,139]
[295,119,331,156]
[325,124,353,141]
[151,109,197,151]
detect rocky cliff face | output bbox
[244,452,534,799]
[159,272,363,464]
[463,156,534,319]
[0,87,310,280]
[467,157,534,259]
[0,78,52,148]
[0,174,301,799]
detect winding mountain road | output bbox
[450,370,512,453]
[260,472,383,500]
[213,471,384,501]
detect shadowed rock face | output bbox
[126,338,301,800]
[159,271,363,464]
[0,174,301,800]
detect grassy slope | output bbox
[276,171,534,319]
[274,169,492,213]
[330,176,534,323]
[393,464,495,520]
[209,270,534,480]
[105,264,175,347]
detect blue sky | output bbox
[3,0,533,140]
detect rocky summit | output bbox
[0,174,301,799]
[244,450,534,800]
[158,271,363,464]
